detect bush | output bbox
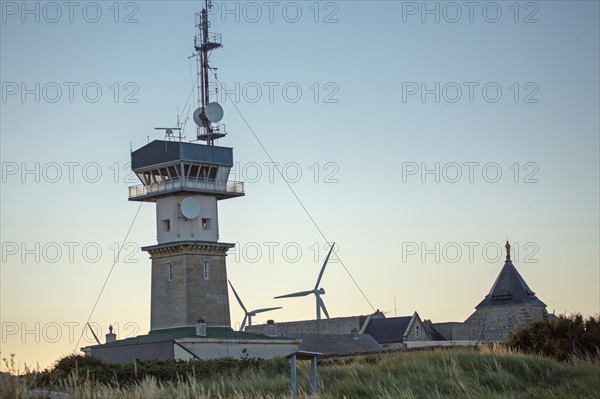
[506,313,600,361]
[35,354,289,387]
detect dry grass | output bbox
[3,347,600,398]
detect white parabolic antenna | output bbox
[181,197,201,219]
[193,108,203,127]
[205,102,224,123]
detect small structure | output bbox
[363,311,431,349]
[286,350,322,396]
[83,323,299,364]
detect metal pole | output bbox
[316,299,321,320]
[290,354,297,396]
[311,356,317,395]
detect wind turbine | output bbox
[228,280,282,331]
[274,242,335,320]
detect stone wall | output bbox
[434,305,547,342]
[432,322,479,341]
[246,315,377,338]
[147,243,233,330]
[463,305,547,342]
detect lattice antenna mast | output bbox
[193,0,226,145]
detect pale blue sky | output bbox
[1,1,598,369]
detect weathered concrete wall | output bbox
[379,342,404,350]
[405,340,476,348]
[89,341,174,364]
[177,339,299,360]
[156,195,218,244]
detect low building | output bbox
[83,323,299,364]
[246,311,386,338]
[363,312,432,349]
[246,312,387,356]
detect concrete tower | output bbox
[128,0,244,331]
[129,143,243,330]
[82,4,299,364]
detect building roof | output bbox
[88,326,292,348]
[131,140,234,170]
[245,312,386,338]
[363,316,413,343]
[422,320,446,341]
[476,258,546,308]
[298,334,383,356]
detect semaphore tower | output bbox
[128,0,244,331]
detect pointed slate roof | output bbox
[476,244,546,308]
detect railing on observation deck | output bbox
[194,32,222,50]
[128,178,244,198]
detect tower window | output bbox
[199,166,218,180]
[203,261,209,280]
[415,325,420,339]
[202,218,212,230]
[166,261,173,282]
[162,219,171,232]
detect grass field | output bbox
[2,346,600,398]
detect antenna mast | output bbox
[193,0,226,145]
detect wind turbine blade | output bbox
[274,290,314,299]
[251,307,283,314]
[315,242,335,289]
[228,280,247,313]
[318,296,330,319]
[240,315,248,331]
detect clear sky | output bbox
[1,1,599,370]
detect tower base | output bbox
[143,241,234,331]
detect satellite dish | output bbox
[205,102,224,123]
[193,108,203,127]
[181,197,201,220]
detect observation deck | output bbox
[128,140,244,201]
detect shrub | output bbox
[506,313,600,361]
[35,354,289,387]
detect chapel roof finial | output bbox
[505,240,511,261]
